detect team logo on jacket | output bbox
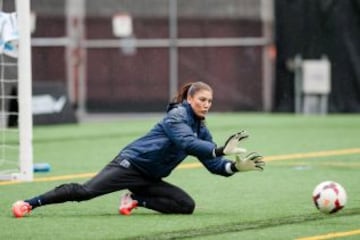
[119,159,131,168]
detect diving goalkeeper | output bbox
[12,81,265,218]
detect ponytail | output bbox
[172,82,193,103]
[171,81,212,104]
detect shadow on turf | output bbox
[118,208,360,240]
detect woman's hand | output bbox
[233,152,265,172]
[214,131,248,157]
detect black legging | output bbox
[35,157,195,214]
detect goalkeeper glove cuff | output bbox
[230,162,239,172]
[213,146,225,157]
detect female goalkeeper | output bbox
[12,81,264,218]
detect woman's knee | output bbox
[180,197,195,214]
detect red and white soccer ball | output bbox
[312,181,347,214]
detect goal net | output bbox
[0,0,33,181]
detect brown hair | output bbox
[172,81,213,103]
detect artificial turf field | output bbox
[1,113,360,240]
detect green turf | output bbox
[1,113,360,240]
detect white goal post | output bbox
[0,0,33,181]
[17,0,33,181]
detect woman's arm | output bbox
[162,106,216,159]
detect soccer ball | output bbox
[312,181,347,214]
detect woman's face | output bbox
[187,89,213,118]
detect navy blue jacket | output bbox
[118,101,234,179]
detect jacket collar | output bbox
[183,101,205,121]
[166,101,205,121]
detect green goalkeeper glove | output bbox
[233,152,265,172]
[214,131,248,157]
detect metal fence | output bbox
[29,0,274,114]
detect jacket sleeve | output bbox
[198,127,235,177]
[162,107,216,159]
[199,156,235,177]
